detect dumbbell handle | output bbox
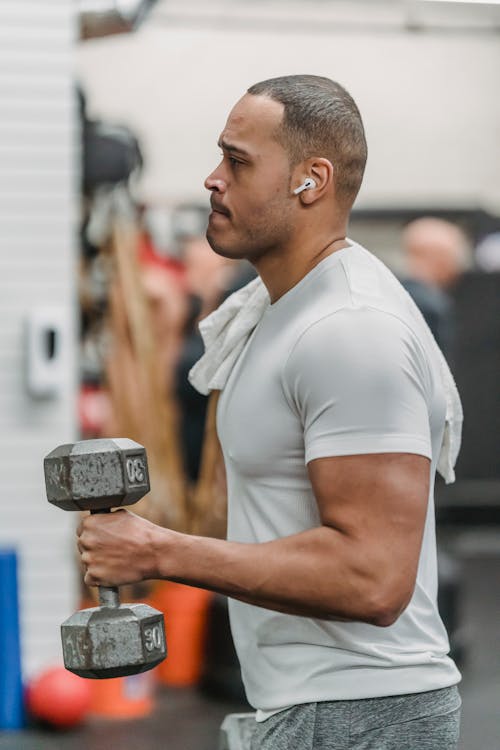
[91,508,120,609]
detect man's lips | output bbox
[210,201,230,218]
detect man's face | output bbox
[205,94,296,262]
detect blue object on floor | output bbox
[0,548,25,729]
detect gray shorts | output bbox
[222,686,461,750]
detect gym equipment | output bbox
[26,666,92,728]
[43,438,167,679]
[0,549,24,729]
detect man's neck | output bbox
[255,230,350,305]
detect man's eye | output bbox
[228,156,241,167]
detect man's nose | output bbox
[204,170,227,193]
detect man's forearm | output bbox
[152,525,402,625]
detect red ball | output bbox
[26,666,92,729]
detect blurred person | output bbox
[474,231,500,272]
[182,234,236,318]
[78,75,462,749]
[140,259,188,382]
[176,234,234,482]
[400,217,469,360]
[176,235,253,481]
[99,232,189,439]
[136,229,189,386]
[403,217,469,291]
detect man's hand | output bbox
[76,509,166,588]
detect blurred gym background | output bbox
[0,1,499,748]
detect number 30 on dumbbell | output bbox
[43,438,167,679]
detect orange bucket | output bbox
[151,581,213,686]
[88,671,156,719]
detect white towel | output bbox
[189,277,462,484]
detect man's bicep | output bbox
[308,452,430,534]
[307,453,431,607]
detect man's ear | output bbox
[296,157,334,204]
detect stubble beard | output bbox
[206,202,294,264]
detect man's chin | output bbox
[206,231,247,260]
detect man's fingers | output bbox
[76,510,90,538]
[76,512,99,548]
[84,570,97,587]
[80,550,91,566]
[81,555,100,587]
[76,507,144,589]
[76,529,92,552]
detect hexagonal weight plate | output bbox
[61,603,167,679]
[44,438,150,511]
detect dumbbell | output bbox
[43,438,167,679]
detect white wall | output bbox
[76,0,500,212]
[0,1,78,678]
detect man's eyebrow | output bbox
[218,139,251,157]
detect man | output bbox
[78,75,462,748]
[402,217,469,293]
[400,216,469,359]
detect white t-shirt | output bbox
[216,241,461,718]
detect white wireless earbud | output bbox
[293,178,317,195]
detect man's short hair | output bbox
[248,74,367,209]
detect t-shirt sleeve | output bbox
[282,307,433,464]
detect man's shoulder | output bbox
[289,304,420,360]
[261,242,432,365]
[294,244,416,337]
[300,241,414,319]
